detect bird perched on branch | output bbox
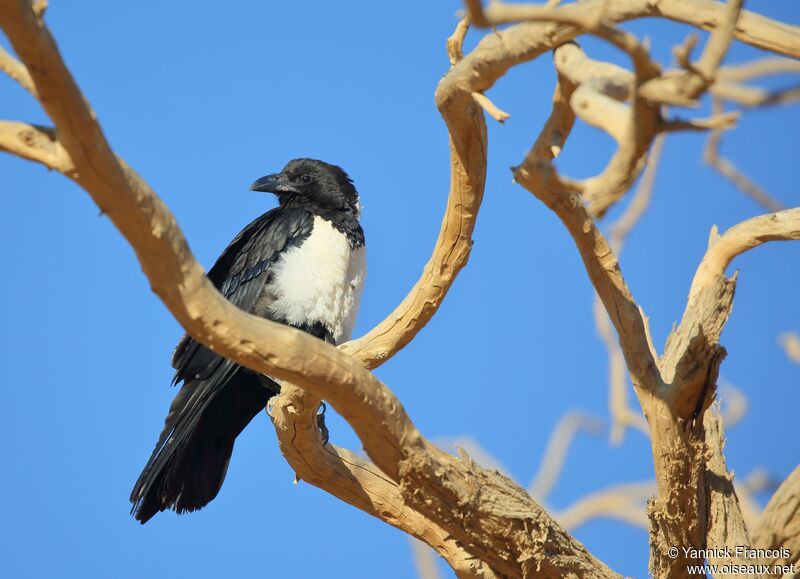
[130,158,366,523]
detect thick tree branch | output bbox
[340,127,485,368]
[702,408,753,572]
[597,134,664,444]
[270,384,496,579]
[637,0,744,105]
[466,0,800,59]
[657,208,800,426]
[398,447,620,579]
[594,292,650,445]
[339,12,486,372]
[687,208,800,301]
[752,466,800,573]
[513,75,662,394]
[507,70,711,576]
[642,210,799,578]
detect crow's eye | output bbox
[300,175,312,184]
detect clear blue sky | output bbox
[1,2,798,577]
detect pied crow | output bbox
[130,158,366,524]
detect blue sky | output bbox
[1,2,798,577]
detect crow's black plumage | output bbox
[131,159,365,523]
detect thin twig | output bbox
[472,91,510,122]
[529,411,605,501]
[447,16,471,66]
[779,332,800,365]
[554,481,656,531]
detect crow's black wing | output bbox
[170,207,313,384]
[131,207,313,522]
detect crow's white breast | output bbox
[262,215,365,344]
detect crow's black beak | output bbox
[249,173,285,193]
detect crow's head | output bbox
[250,158,359,214]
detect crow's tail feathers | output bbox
[130,369,278,524]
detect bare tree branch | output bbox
[736,468,769,530]
[718,58,800,82]
[637,0,744,105]
[660,110,739,133]
[553,42,630,102]
[466,0,800,59]
[703,104,786,211]
[593,292,650,445]
[687,208,800,301]
[270,384,495,579]
[644,208,799,579]
[482,10,664,218]
[529,411,605,501]
[779,332,800,365]
[705,55,800,211]
[702,407,753,572]
[555,481,656,531]
[711,82,800,108]
[717,379,748,429]
[446,16,470,66]
[597,133,664,444]
[752,466,800,573]
[0,43,37,96]
[471,91,510,123]
[514,81,662,394]
[410,539,444,579]
[338,103,486,370]
[649,208,800,519]
[0,120,72,172]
